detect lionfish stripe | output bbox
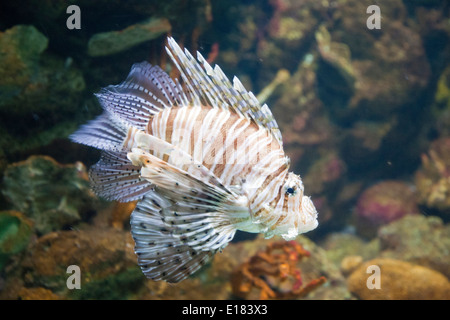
[218,129,269,184]
[89,150,153,201]
[208,115,248,177]
[166,37,283,146]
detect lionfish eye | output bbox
[286,186,296,196]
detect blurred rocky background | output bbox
[0,0,449,299]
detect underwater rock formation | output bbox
[347,258,450,300]
[303,151,346,196]
[354,181,419,237]
[414,137,450,216]
[0,25,86,157]
[432,66,450,137]
[321,233,380,268]
[17,287,63,300]
[20,227,138,297]
[378,215,450,279]
[1,156,99,235]
[328,0,430,118]
[0,210,33,270]
[87,17,171,57]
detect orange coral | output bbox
[231,240,326,300]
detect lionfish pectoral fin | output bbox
[129,152,243,282]
[128,146,234,198]
[69,112,128,152]
[128,148,248,282]
[70,114,154,202]
[89,150,153,202]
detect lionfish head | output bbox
[271,172,318,240]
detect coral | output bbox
[347,258,450,300]
[355,181,419,237]
[2,156,100,235]
[0,210,33,270]
[414,137,450,215]
[378,215,450,278]
[87,17,171,57]
[231,240,326,300]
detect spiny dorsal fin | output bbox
[95,62,190,130]
[165,37,284,146]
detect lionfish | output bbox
[71,37,318,283]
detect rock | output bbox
[0,210,33,270]
[378,215,450,278]
[87,17,171,57]
[354,181,419,237]
[0,25,86,156]
[18,287,63,300]
[348,258,450,300]
[432,66,450,137]
[321,232,380,268]
[315,24,355,105]
[21,227,137,296]
[2,156,99,235]
[340,255,363,277]
[303,151,346,195]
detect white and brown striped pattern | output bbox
[71,37,318,283]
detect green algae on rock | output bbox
[87,17,171,57]
[0,25,86,156]
[1,156,99,235]
[378,215,450,279]
[20,227,137,296]
[0,210,33,270]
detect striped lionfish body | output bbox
[71,37,318,283]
